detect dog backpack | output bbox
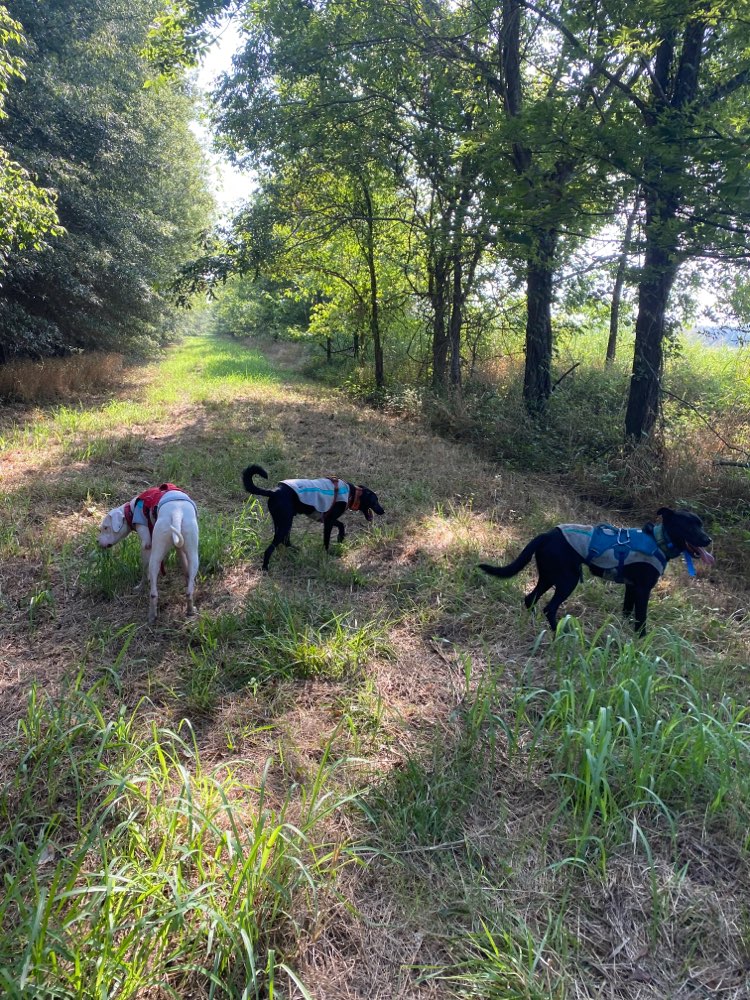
[559,523,668,582]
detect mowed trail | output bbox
[1,335,746,999]
[0,334,564,736]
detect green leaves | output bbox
[1,0,214,359]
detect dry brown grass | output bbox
[0,352,124,402]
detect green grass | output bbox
[3,330,750,998]
[508,621,750,867]
[0,674,354,999]
[182,592,392,714]
[0,335,286,459]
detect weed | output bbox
[423,918,566,999]
[27,585,54,631]
[80,533,143,599]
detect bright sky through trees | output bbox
[194,19,251,212]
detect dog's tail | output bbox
[242,464,273,497]
[479,534,544,579]
[170,509,185,549]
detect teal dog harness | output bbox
[560,523,670,583]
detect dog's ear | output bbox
[656,507,673,518]
[110,508,125,533]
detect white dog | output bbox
[97,483,199,623]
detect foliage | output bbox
[211,272,311,340]
[0,5,60,270]
[0,0,214,361]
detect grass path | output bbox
[1,334,749,999]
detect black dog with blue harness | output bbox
[480,507,714,633]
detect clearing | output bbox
[1,334,749,999]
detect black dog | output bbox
[243,464,384,570]
[479,507,714,633]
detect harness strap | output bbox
[349,486,363,512]
[329,476,341,509]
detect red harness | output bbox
[123,483,183,577]
[124,483,180,537]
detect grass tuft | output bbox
[513,621,750,866]
[0,674,355,998]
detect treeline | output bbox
[170,0,750,441]
[0,0,213,364]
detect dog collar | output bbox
[348,486,363,512]
[654,523,679,559]
[123,502,134,530]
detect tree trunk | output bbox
[624,238,677,439]
[624,23,705,439]
[360,177,384,388]
[523,230,556,413]
[430,255,450,390]
[606,194,639,366]
[449,253,463,388]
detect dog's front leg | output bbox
[623,584,636,619]
[632,588,651,635]
[135,524,152,591]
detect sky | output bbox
[194,20,253,213]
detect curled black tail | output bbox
[479,534,545,579]
[242,464,272,497]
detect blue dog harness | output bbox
[559,523,671,583]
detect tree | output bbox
[1,0,213,360]
[611,1,750,438]
[0,5,59,273]
[606,193,640,366]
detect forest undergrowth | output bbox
[0,333,749,998]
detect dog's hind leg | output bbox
[524,576,553,609]
[185,549,199,617]
[263,518,294,570]
[542,570,580,631]
[148,560,159,624]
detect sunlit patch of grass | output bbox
[0,674,355,998]
[182,592,391,713]
[67,432,143,464]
